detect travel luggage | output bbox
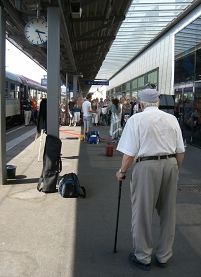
[106,142,113,156]
[85,130,100,144]
[58,172,86,198]
[37,134,62,193]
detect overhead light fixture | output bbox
[70,1,82,19]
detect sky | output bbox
[5,40,47,83]
[5,39,99,94]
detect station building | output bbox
[104,3,201,148]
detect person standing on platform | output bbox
[106,98,122,143]
[116,88,185,271]
[32,96,38,124]
[23,95,32,126]
[68,97,75,126]
[82,93,96,141]
[91,98,99,126]
[59,98,67,126]
[73,100,81,126]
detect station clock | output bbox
[24,18,48,45]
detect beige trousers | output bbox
[130,157,178,264]
[24,110,31,125]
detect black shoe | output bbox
[156,258,167,268]
[128,253,150,271]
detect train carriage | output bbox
[6,71,22,127]
[5,71,47,128]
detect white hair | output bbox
[139,100,159,107]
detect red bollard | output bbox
[106,142,113,157]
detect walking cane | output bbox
[113,179,123,253]
[30,132,38,158]
[38,129,44,162]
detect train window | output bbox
[16,85,20,99]
[20,85,24,98]
[10,83,15,90]
[10,91,15,99]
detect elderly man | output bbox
[116,89,185,271]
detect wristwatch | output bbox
[119,169,126,174]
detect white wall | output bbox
[107,5,201,96]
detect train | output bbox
[6,71,47,128]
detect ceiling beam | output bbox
[74,36,115,42]
[74,16,124,41]
[1,0,25,31]
[71,15,125,23]
[81,0,99,7]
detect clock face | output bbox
[24,18,48,45]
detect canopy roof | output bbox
[2,0,199,95]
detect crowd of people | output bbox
[59,94,142,142]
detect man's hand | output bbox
[116,171,126,180]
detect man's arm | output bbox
[88,104,98,113]
[87,104,93,113]
[175,152,185,171]
[116,153,134,180]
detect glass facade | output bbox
[96,0,194,81]
[174,16,201,148]
[107,68,158,99]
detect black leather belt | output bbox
[136,154,175,163]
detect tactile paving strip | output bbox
[178,184,201,195]
[6,129,36,151]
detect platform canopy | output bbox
[1,0,198,95]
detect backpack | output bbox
[37,134,62,193]
[58,172,86,198]
[85,130,100,144]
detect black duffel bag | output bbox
[58,172,86,198]
[37,134,62,193]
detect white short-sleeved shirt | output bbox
[117,106,185,159]
[82,100,92,117]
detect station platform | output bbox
[1,124,201,277]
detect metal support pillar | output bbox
[0,7,7,185]
[73,75,77,99]
[47,6,60,137]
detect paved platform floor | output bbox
[1,125,201,277]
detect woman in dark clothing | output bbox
[106,98,122,143]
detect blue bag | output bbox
[85,131,100,144]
